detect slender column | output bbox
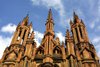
[76,26,81,42]
[73,28,78,44]
[28,44,32,57]
[49,36,52,55]
[67,42,70,55]
[16,50,23,62]
[10,30,17,45]
[45,40,47,55]
[19,29,25,43]
[23,30,29,46]
[80,27,85,39]
[13,29,20,44]
[70,56,74,67]
[62,46,66,59]
[65,59,69,67]
[51,39,53,55]
[46,37,48,54]
[84,28,89,42]
[70,42,75,55]
[33,48,36,56]
[23,57,27,67]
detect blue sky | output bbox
[0,0,100,61]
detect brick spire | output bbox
[73,12,80,24]
[45,9,54,33]
[66,29,71,37]
[48,9,52,20]
[22,14,29,26]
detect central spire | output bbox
[48,9,52,20]
[45,9,55,36]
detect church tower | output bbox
[0,9,99,67]
[70,12,99,67]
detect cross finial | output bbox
[27,11,30,15]
[73,9,75,12]
[49,6,52,10]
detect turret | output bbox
[29,22,32,33]
[73,12,80,24]
[22,14,29,26]
[45,9,54,33]
[71,12,89,45]
[10,14,30,46]
[65,29,75,67]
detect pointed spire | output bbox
[29,22,32,33]
[26,14,29,22]
[73,12,78,19]
[22,14,29,26]
[62,41,64,46]
[73,12,80,24]
[70,20,73,24]
[16,22,21,29]
[30,31,34,39]
[48,9,52,20]
[18,22,21,27]
[29,22,32,27]
[81,19,85,25]
[66,29,71,37]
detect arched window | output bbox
[53,47,62,54]
[37,47,44,55]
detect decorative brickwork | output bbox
[0,9,99,67]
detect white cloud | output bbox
[55,31,65,42]
[89,18,99,28]
[1,23,17,34]
[34,31,44,47]
[30,28,44,47]
[0,36,12,59]
[92,36,100,60]
[95,26,100,31]
[92,37,100,44]
[90,21,95,28]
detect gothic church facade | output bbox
[0,9,100,67]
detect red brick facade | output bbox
[0,9,99,67]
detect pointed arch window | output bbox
[49,23,50,29]
[79,27,83,38]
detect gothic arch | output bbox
[36,46,44,55]
[5,50,18,60]
[79,47,95,58]
[53,46,62,55]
